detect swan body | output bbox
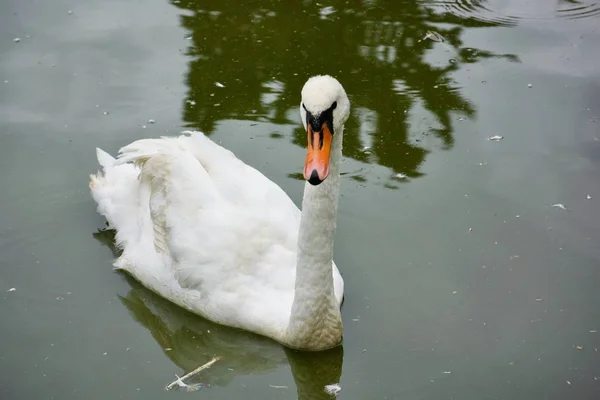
[89,75,350,350]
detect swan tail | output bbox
[90,147,145,267]
[96,147,115,169]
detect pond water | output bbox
[1,0,599,399]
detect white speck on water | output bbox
[7,288,16,292]
[147,119,155,124]
[443,371,452,374]
[528,84,532,88]
[103,111,109,115]
[552,203,567,210]
[566,380,571,386]
[394,173,408,179]
[269,385,288,389]
[458,117,465,121]
[67,10,73,15]
[103,352,107,355]
[586,194,592,199]
[488,135,504,141]
[213,103,220,107]
[215,82,225,88]
[13,38,21,43]
[4,80,8,83]
[319,6,337,20]
[56,297,64,300]
[185,35,192,40]
[324,383,341,395]
[142,125,147,129]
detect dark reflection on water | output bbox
[94,229,342,399]
[170,0,518,182]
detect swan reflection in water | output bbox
[94,228,343,399]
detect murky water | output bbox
[1,0,599,398]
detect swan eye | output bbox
[331,101,337,110]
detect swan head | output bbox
[300,75,350,186]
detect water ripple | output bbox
[427,0,600,25]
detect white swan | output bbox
[89,75,350,351]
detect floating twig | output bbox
[165,356,221,391]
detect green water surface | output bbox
[1,0,599,398]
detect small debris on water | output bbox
[269,385,288,389]
[103,111,109,115]
[170,375,204,392]
[488,135,504,141]
[586,194,592,200]
[420,30,445,42]
[186,99,196,106]
[67,10,73,15]
[552,203,567,210]
[528,84,532,88]
[7,288,16,292]
[458,117,465,121]
[443,371,452,374]
[468,228,473,232]
[576,345,584,350]
[324,383,341,396]
[566,380,571,386]
[535,297,543,302]
[452,291,458,294]
[13,38,21,43]
[393,173,408,180]
[165,356,220,391]
[147,119,155,124]
[590,330,597,333]
[215,82,225,88]
[449,58,456,64]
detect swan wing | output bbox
[91,131,301,333]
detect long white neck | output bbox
[285,129,344,350]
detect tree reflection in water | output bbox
[171,0,518,182]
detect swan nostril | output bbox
[307,170,323,186]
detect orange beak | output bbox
[304,122,333,185]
